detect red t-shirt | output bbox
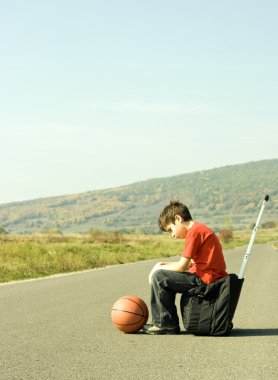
[182,222,227,284]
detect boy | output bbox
[143,200,227,335]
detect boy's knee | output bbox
[152,269,165,282]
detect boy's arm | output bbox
[148,257,191,284]
[158,257,192,272]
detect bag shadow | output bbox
[230,328,278,337]
[179,328,278,337]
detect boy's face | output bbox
[166,216,188,239]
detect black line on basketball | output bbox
[122,297,148,317]
[115,317,145,327]
[112,308,144,316]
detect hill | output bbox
[0,159,277,234]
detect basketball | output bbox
[111,295,149,333]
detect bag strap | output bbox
[186,284,207,297]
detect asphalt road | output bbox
[1,243,277,380]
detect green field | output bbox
[0,229,277,283]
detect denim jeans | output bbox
[151,269,203,328]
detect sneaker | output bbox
[141,324,180,335]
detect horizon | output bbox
[1,158,276,206]
[1,1,278,204]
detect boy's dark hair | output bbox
[158,200,193,231]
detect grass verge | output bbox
[0,229,277,283]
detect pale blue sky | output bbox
[0,0,277,204]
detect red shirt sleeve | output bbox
[182,231,200,259]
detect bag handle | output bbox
[238,194,269,279]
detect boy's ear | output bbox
[174,214,182,222]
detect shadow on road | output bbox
[174,329,278,337]
[230,328,278,337]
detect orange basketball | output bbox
[111,295,149,333]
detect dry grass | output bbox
[0,232,181,283]
[1,228,277,283]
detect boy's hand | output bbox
[148,258,193,284]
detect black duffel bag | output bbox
[180,274,244,336]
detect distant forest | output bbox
[1,159,277,234]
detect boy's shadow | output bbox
[179,328,278,337]
[230,328,278,337]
